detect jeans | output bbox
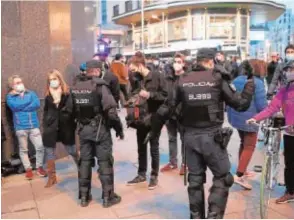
[45,145,78,161]
[15,128,44,169]
[166,119,184,166]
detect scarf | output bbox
[49,87,62,107]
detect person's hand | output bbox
[266,93,273,100]
[139,90,150,99]
[116,131,124,140]
[246,118,257,125]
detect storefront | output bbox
[127,8,249,55]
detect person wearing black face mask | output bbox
[150,48,255,219]
[268,44,294,97]
[127,51,167,190]
[72,60,124,207]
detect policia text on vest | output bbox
[72,74,124,208]
[150,60,255,219]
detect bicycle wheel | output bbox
[260,155,272,219]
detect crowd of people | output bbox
[2,44,294,218]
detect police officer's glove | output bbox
[116,131,124,140]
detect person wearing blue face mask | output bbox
[6,75,47,180]
[268,44,294,98]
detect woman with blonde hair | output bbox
[43,69,78,188]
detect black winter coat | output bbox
[129,70,167,113]
[42,92,76,148]
[102,71,120,104]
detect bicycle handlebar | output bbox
[248,121,293,131]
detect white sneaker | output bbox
[234,175,252,190]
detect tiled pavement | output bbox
[1,111,294,219]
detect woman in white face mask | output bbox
[43,70,78,188]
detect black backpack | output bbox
[125,76,151,129]
[125,94,151,129]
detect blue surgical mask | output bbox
[50,80,60,88]
[286,54,294,61]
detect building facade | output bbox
[110,0,285,58]
[267,9,294,57]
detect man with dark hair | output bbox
[215,51,233,79]
[161,52,186,175]
[266,52,279,86]
[151,48,255,219]
[110,54,129,102]
[268,44,294,96]
[72,59,124,207]
[92,54,120,104]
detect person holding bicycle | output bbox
[247,60,294,204]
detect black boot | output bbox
[207,211,220,219]
[190,211,203,219]
[103,192,122,208]
[80,194,92,207]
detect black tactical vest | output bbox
[179,70,224,128]
[71,78,101,123]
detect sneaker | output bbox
[25,169,34,180]
[36,167,47,177]
[179,164,187,176]
[234,175,252,190]
[127,175,146,185]
[148,176,158,190]
[160,163,177,172]
[276,193,294,204]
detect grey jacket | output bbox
[268,63,287,95]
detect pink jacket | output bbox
[254,83,294,134]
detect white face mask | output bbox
[153,61,159,66]
[286,54,294,61]
[50,80,60,88]
[14,84,25,93]
[173,63,183,72]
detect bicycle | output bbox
[251,121,292,219]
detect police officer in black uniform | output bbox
[152,48,255,219]
[72,60,124,208]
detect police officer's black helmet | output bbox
[283,60,294,71]
[197,48,216,61]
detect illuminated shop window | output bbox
[208,15,236,40]
[168,18,188,41]
[241,17,248,40]
[149,23,163,44]
[134,30,148,50]
[192,15,205,40]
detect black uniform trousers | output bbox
[136,126,160,177]
[185,127,232,219]
[284,134,294,194]
[78,126,114,199]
